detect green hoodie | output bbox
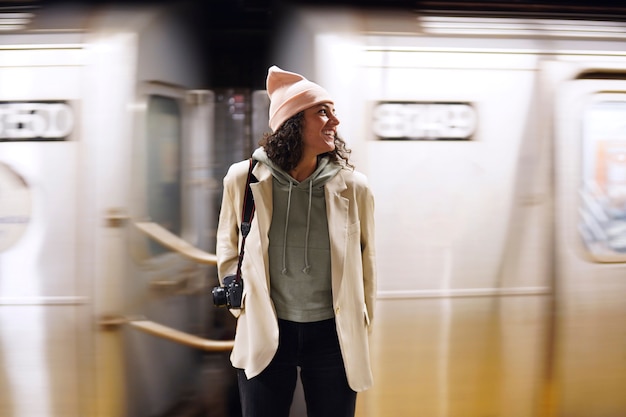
[252,147,342,323]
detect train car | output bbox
[0,3,247,416]
[266,5,626,417]
[4,1,626,417]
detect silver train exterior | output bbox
[0,3,245,417]
[267,7,626,417]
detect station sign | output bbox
[373,102,477,140]
[0,102,74,141]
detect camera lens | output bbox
[212,286,228,307]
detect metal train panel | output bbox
[272,8,626,417]
[553,73,626,417]
[0,5,224,417]
[0,40,87,417]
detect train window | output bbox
[145,95,182,256]
[0,162,31,252]
[372,102,477,140]
[579,96,626,259]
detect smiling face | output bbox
[301,102,340,158]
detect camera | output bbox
[212,274,243,309]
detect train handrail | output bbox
[100,315,234,352]
[128,319,234,351]
[119,224,231,350]
[134,221,218,265]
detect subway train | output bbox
[272,6,626,417]
[2,1,626,417]
[0,2,246,417]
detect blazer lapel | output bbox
[249,164,273,289]
[325,171,349,300]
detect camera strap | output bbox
[235,158,258,282]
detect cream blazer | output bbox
[216,159,377,392]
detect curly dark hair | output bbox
[259,111,354,172]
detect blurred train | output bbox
[274,6,626,417]
[0,2,247,417]
[2,1,626,417]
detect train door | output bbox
[552,62,626,417]
[120,83,219,416]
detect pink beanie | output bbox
[266,65,334,132]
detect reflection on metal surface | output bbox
[145,95,183,257]
[150,273,197,294]
[419,16,626,38]
[378,286,550,299]
[357,296,549,417]
[0,296,87,305]
[104,207,128,228]
[0,305,83,416]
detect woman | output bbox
[216,66,376,417]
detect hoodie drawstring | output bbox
[302,180,313,274]
[281,182,292,275]
[280,179,314,275]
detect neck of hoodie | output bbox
[289,157,318,182]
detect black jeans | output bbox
[237,318,356,417]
